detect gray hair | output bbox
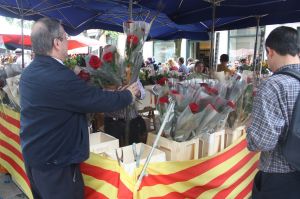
[31,18,63,55]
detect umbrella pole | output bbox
[21,0,24,68]
[129,0,133,21]
[135,101,175,191]
[253,16,260,87]
[21,17,24,68]
[207,0,224,75]
[209,0,216,72]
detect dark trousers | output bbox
[24,164,84,199]
[252,170,300,199]
[104,116,147,146]
[104,117,126,146]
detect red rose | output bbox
[127,35,139,46]
[170,90,179,95]
[159,96,169,104]
[103,52,113,63]
[227,100,236,109]
[157,77,168,86]
[189,102,199,114]
[203,84,218,95]
[78,70,90,81]
[89,55,102,69]
[200,83,208,87]
[247,77,252,83]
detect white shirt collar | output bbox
[52,57,64,65]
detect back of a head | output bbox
[265,26,300,56]
[220,54,229,63]
[31,18,62,56]
[240,58,246,64]
[178,57,184,64]
[187,57,194,63]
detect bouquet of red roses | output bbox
[123,20,151,84]
[73,45,123,88]
[154,80,237,141]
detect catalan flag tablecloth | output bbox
[0,105,259,199]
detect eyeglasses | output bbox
[56,34,69,41]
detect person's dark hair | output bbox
[194,60,204,67]
[265,26,300,56]
[240,58,247,64]
[178,57,184,64]
[31,18,64,55]
[194,61,205,73]
[220,54,229,62]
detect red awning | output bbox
[0,34,94,50]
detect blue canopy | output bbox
[0,0,209,40]
[215,9,300,31]
[0,0,299,40]
[139,0,300,24]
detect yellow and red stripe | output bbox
[0,105,259,199]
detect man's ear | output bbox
[267,47,275,58]
[53,38,60,50]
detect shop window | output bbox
[153,41,175,64]
[228,27,265,64]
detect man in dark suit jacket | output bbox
[19,17,139,199]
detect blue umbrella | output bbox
[139,0,300,24]
[0,0,209,40]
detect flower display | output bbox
[0,63,23,111]
[153,75,253,142]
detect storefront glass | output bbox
[153,41,175,64]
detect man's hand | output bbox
[126,82,139,101]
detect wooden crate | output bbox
[198,129,225,158]
[146,132,199,161]
[104,143,166,175]
[225,126,245,148]
[89,132,119,154]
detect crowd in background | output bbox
[140,53,256,82]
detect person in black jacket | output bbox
[19,17,139,199]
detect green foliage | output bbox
[139,70,169,85]
[106,31,119,40]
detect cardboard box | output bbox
[89,132,119,154]
[225,126,245,148]
[146,132,199,161]
[198,129,225,158]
